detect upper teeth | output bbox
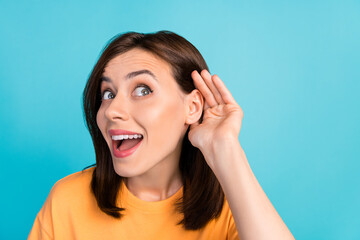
[112,134,143,140]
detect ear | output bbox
[184,89,204,125]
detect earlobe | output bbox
[185,90,204,125]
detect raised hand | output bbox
[188,69,244,169]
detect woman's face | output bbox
[96,48,190,178]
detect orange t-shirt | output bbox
[28,167,239,240]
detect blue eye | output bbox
[102,90,114,100]
[133,84,153,97]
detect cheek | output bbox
[136,98,185,144]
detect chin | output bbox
[112,161,145,178]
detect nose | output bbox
[104,93,130,121]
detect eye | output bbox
[133,84,153,97]
[102,90,114,100]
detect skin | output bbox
[97,48,295,239]
[96,48,203,201]
[190,71,295,239]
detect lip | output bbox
[109,129,143,136]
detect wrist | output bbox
[202,135,245,172]
[211,134,240,154]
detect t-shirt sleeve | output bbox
[28,182,58,240]
[224,198,240,240]
[28,212,53,240]
[28,169,93,240]
[227,209,240,240]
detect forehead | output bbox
[103,48,172,77]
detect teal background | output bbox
[1,0,359,239]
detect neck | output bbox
[124,151,183,202]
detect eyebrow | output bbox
[100,69,158,83]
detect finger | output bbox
[200,70,225,105]
[191,70,218,110]
[212,74,238,105]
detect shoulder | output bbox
[214,197,234,226]
[209,197,239,240]
[30,167,96,238]
[222,197,239,240]
[52,167,94,191]
[47,167,95,204]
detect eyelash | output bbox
[100,84,153,101]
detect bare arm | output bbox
[204,137,295,240]
[189,69,295,239]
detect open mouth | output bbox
[111,137,143,158]
[116,139,123,150]
[108,130,144,158]
[112,137,143,152]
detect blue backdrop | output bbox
[0,0,359,239]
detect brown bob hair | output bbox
[82,30,224,230]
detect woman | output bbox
[28,30,294,239]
